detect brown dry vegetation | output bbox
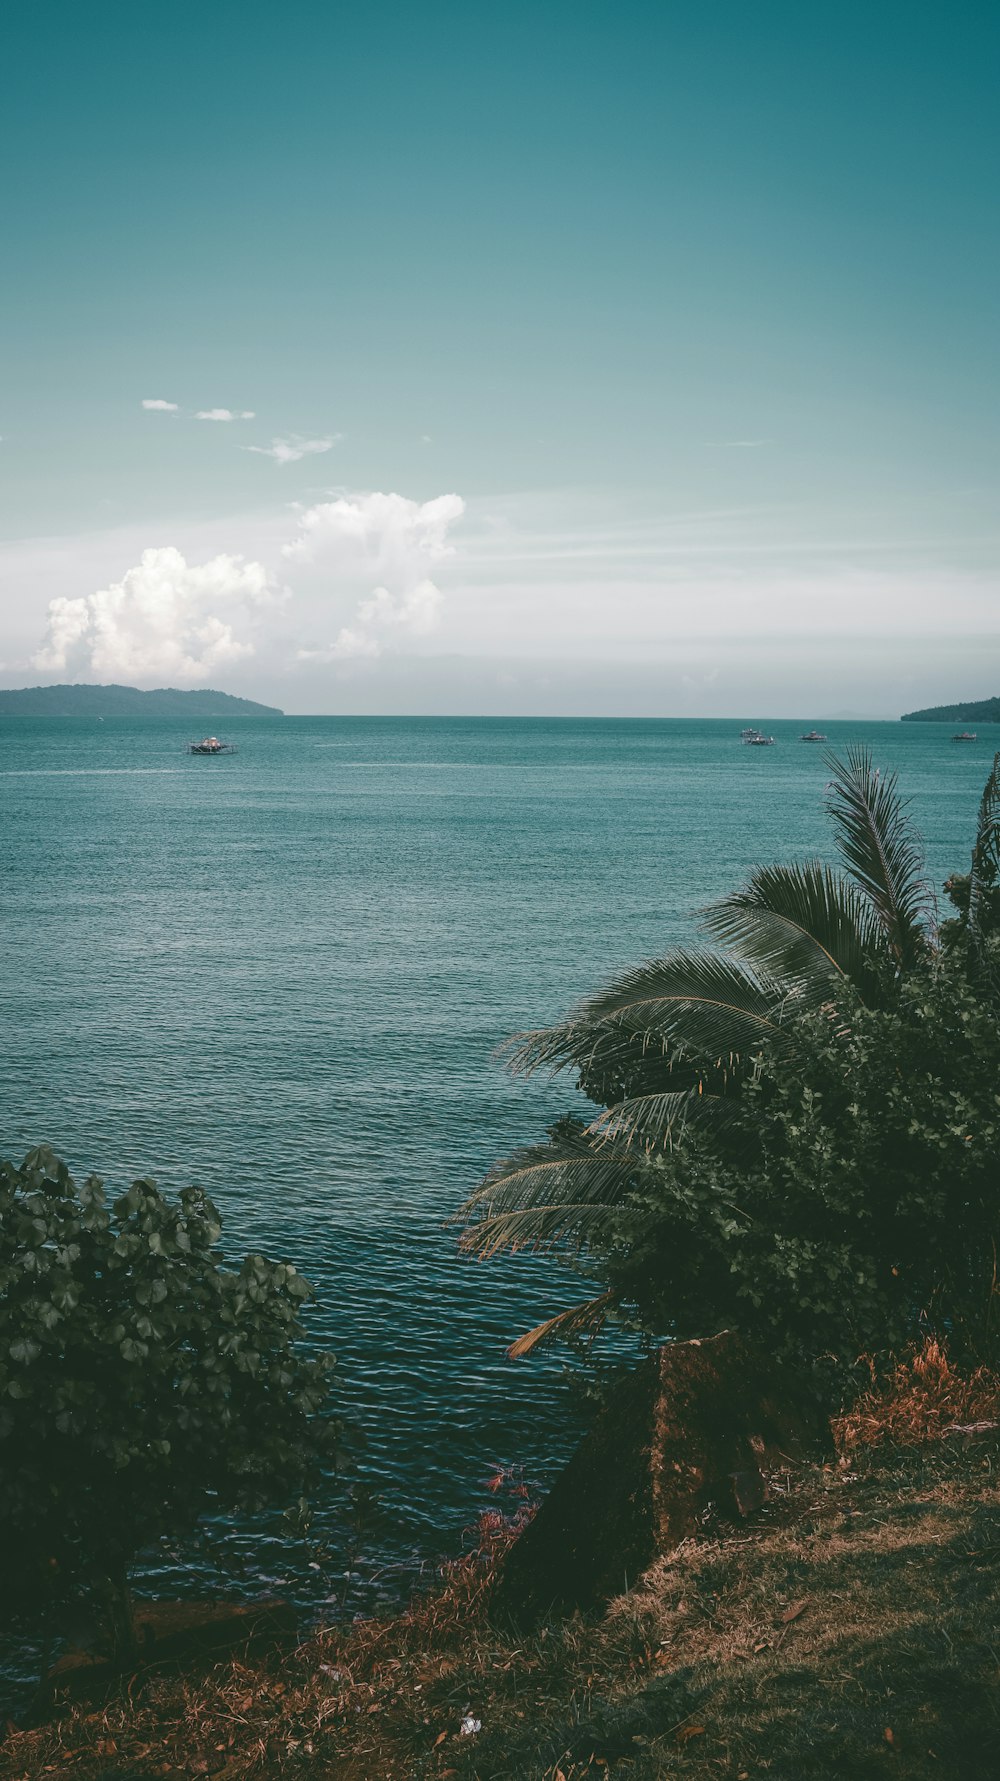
[2,1348,999,1781]
[833,1337,1000,1455]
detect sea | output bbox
[1,713,996,1660]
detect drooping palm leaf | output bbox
[968,751,1000,945]
[503,950,799,1086]
[585,1083,751,1150]
[457,1132,642,1258]
[701,860,888,1007]
[824,746,930,966]
[585,1088,697,1149]
[462,1198,638,1257]
[500,1017,711,1108]
[506,1291,616,1359]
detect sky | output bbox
[1,0,997,716]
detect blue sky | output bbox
[1,0,997,713]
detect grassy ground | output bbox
[1,1436,997,1781]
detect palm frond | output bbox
[587,1085,752,1156]
[968,752,1000,944]
[586,1089,696,1149]
[456,1132,641,1259]
[701,860,887,1007]
[462,1198,633,1258]
[825,747,930,966]
[500,1021,604,1079]
[507,1292,616,1359]
[503,949,798,1084]
[588,1082,730,1154]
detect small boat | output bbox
[188,736,237,755]
[951,732,977,742]
[800,730,827,743]
[741,727,776,746]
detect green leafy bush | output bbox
[0,1147,338,1649]
[601,950,1000,1377]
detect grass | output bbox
[2,1351,998,1780]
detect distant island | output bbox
[901,696,1000,724]
[0,683,283,717]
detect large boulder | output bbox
[495,1331,814,1622]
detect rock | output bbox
[494,1331,814,1622]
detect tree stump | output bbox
[495,1331,814,1622]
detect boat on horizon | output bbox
[800,730,827,742]
[188,736,237,755]
[951,731,977,742]
[741,727,776,746]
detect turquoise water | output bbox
[1,714,997,1618]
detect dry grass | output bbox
[1,1401,999,1780]
[833,1337,1000,1455]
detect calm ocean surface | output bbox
[2,713,997,1623]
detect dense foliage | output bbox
[0,1148,338,1645]
[601,951,1000,1372]
[460,751,1000,1377]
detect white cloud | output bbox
[286,491,464,567]
[141,399,254,420]
[310,580,446,660]
[33,546,280,686]
[357,580,444,633]
[285,491,464,660]
[309,627,381,660]
[245,435,341,465]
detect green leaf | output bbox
[824,746,930,966]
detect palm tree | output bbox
[457,748,1000,1355]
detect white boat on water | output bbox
[741,727,776,747]
[188,736,237,755]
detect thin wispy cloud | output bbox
[245,435,342,465]
[141,399,255,421]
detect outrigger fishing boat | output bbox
[740,727,776,746]
[188,736,237,755]
[951,732,977,742]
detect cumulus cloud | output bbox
[33,546,279,686]
[303,580,446,660]
[245,435,341,465]
[287,491,463,660]
[286,491,464,568]
[141,398,178,412]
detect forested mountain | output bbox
[0,684,283,717]
[901,697,1000,723]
